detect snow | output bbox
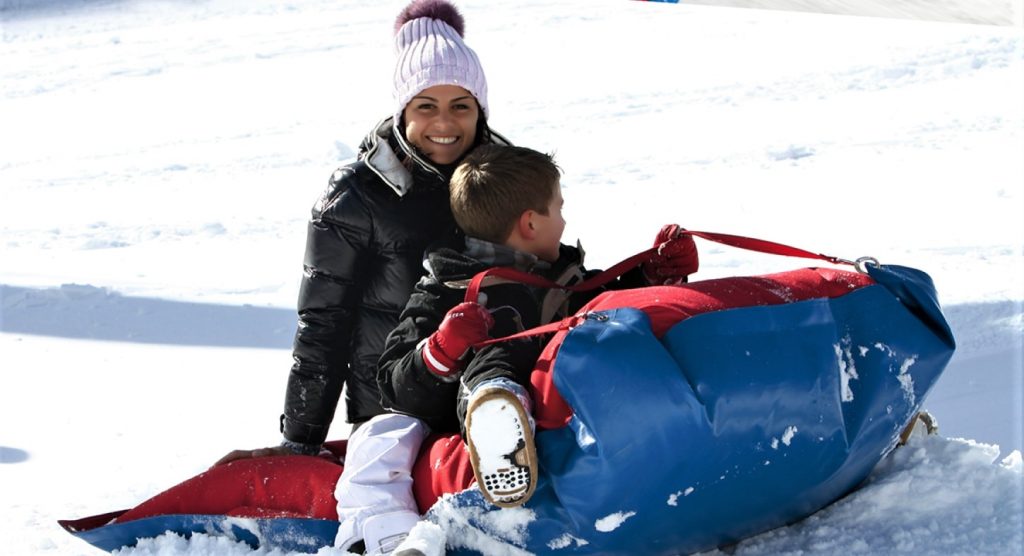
[701,436,1024,555]
[422,499,535,556]
[898,354,920,405]
[1,0,1022,555]
[546,533,588,550]
[391,520,445,556]
[594,511,638,533]
[835,338,859,402]
[781,426,799,446]
[667,487,695,506]
[685,0,1023,27]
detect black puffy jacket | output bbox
[281,117,509,446]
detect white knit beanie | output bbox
[392,0,489,124]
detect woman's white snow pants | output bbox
[333,413,428,551]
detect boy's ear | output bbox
[517,210,536,240]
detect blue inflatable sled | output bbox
[433,259,955,555]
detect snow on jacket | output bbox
[281,117,510,447]
[377,238,646,433]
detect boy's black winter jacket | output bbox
[377,239,645,433]
[280,118,509,446]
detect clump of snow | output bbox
[595,511,637,533]
[873,342,921,405]
[770,426,799,449]
[1002,451,1023,473]
[667,487,696,506]
[546,533,589,550]
[781,426,799,446]
[474,505,534,543]
[835,337,859,402]
[898,355,919,405]
[465,392,527,483]
[221,517,263,545]
[424,494,535,556]
[393,520,446,556]
[118,531,287,556]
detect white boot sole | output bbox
[465,389,538,508]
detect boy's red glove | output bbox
[643,224,699,285]
[422,301,495,381]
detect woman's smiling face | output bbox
[402,84,480,165]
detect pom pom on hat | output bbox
[395,0,465,37]
[392,0,488,122]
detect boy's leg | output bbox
[463,378,538,508]
[411,432,476,513]
[334,413,427,553]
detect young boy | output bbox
[333,145,697,554]
[378,144,579,509]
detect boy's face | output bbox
[532,183,565,263]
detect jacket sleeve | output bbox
[377,277,463,429]
[460,338,544,394]
[281,168,373,446]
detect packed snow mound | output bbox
[702,434,1023,555]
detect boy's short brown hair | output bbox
[450,145,561,244]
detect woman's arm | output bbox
[282,168,374,447]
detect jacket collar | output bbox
[359,117,419,197]
[425,235,584,285]
[463,236,550,274]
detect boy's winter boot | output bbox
[464,379,538,508]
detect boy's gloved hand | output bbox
[643,224,699,285]
[422,301,495,380]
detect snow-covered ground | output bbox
[1,0,1022,554]
[685,0,1024,27]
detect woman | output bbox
[72,3,697,553]
[218,0,509,464]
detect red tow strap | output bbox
[465,230,854,348]
[683,230,850,265]
[463,247,657,304]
